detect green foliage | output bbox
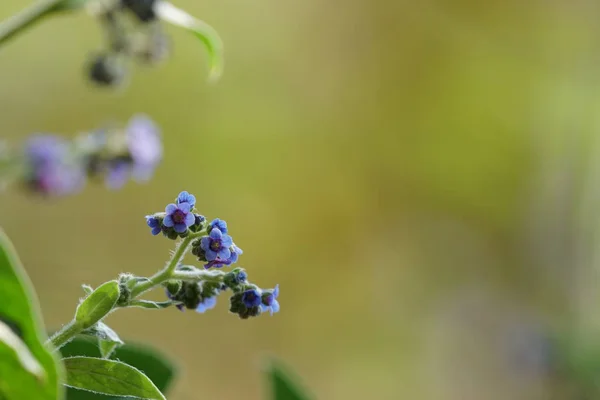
[269,360,312,400]
[60,336,177,400]
[63,357,165,399]
[81,322,123,359]
[0,320,47,399]
[0,229,62,399]
[75,281,120,330]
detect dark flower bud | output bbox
[88,54,126,86]
[223,268,248,292]
[189,214,206,233]
[117,273,135,306]
[121,0,157,22]
[165,280,182,297]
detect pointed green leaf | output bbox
[268,360,313,400]
[0,229,62,399]
[81,322,123,359]
[155,1,224,82]
[64,356,166,399]
[75,281,120,329]
[59,337,177,399]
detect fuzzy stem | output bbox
[46,228,206,350]
[47,320,83,349]
[130,229,206,298]
[0,0,64,46]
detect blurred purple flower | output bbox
[24,134,86,196]
[127,114,162,183]
[195,296,217,313]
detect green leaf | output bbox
[154,2,224,82]
[268,360,313,400]
[0,319,48,399]
[63,357,166,400]
[75,281,120,330]
[81,322,123,359]
[128,300,178,310]
[59,337,176,400]
[0,229,62,399]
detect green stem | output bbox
[130,229,205,298]
[172,269,225,282]
[0,0,63,46]
[46,228,206,350]
[47,320,83,349]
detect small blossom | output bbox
[260,284,280,315]
[200,228,233,261]
[242,288,262,308]
[145,215,161,235]
[209,218,227,234]
[176,190,196,208]
[203,244,242,269]
[195,296,217,313]
[163,202,195,233]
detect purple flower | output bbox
[163,202,195,233]
[203,244,243,269]
[209,218,227,234]
[146,215,161,235]
[195,296,217,313]
[242,288,262,308]
[24,134,86,196]
[260,284,280,315]
[126,114,162,183]
[176,191,196,208]
[200,228,233,261]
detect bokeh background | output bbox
[2,0,600,399]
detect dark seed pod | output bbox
[88,54,125,86]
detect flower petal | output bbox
[217,247,231,260]
[273,284,279,298]
[163,215,174,227]
[271,300,280,314]
[184,212,195,226]
[210,228,222,240]
[151,227,162,235]
[179,202,191,213]
[221,234,233,248]
[200,236,211,250]
[165,203,177,214]
[205,249,217,261]
[174,223,187,233]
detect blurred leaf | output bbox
[63,356,165,399]
[81,322,123,359]
[53,0,89,11]
[154,1,224,82]
[268,359,313,400]
[0,229,62,399]
[75,281,119,330]
[59,336,176,400]
[0,320,48,399]
[128,300,177,310]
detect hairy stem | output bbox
[46,228,206,350]
[47,320,83,349]
[130,230,205,298]
[0,0,63,46]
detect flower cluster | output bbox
[86,0,222,86]
[88,0,170,86]
[148,191,280,319]
[0,114,162,197]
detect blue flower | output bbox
[145,215,161,235]
[200,228,233,261]
[209,218,228,234]
[163,202,195,233]
[242,288,262,308]
[203,244,243,269]
[195,296,217,313]
[176,191,196,208]
[260,284,280,315]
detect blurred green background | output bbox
[2,0,600,398]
